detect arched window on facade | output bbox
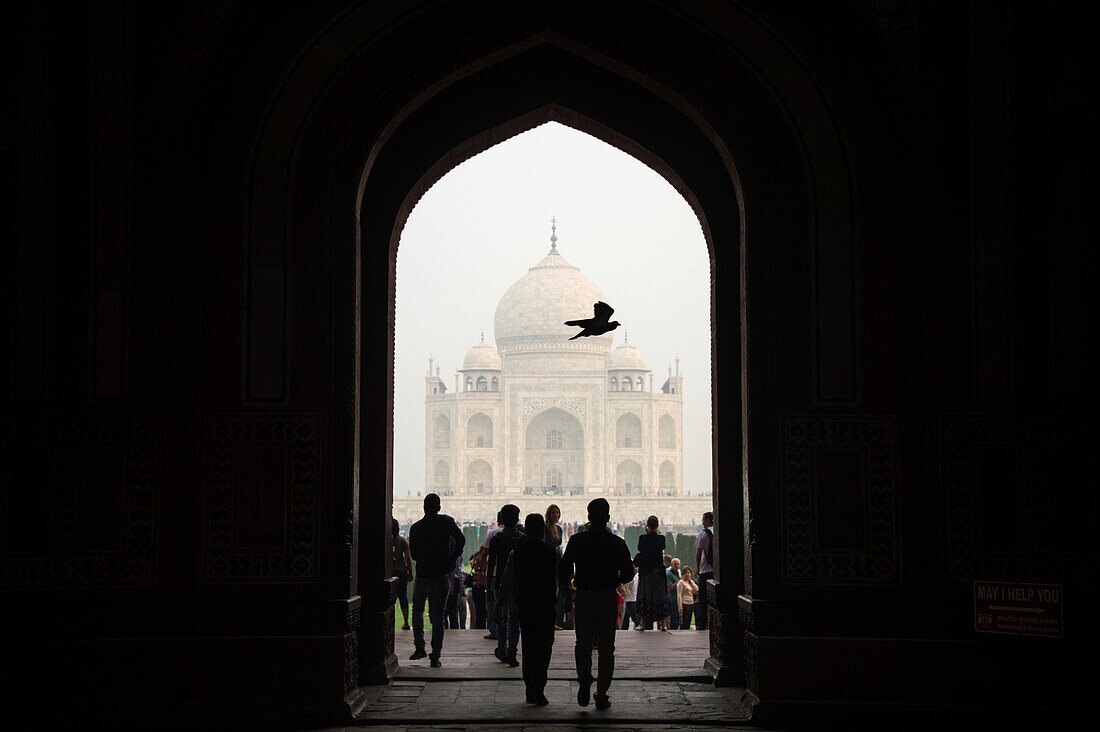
[491,376,499,391]
[623,376,633,391]
[476,376,488,391]
[658,414,676,449]
[433,414,450,448]
[546,429,563,449]
[545,466,562,493]
[465,376,473,391]
[610,377,618,391]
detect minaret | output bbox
[425,355,445,396]
[663,359,683,395]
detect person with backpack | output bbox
[693,511,715,631]
[408,493,466,666]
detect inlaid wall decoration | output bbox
[522,396,586,422]
[0,414,160,587]
[782,417,900,584]
[201,414,320,583]
[943,415,1097,586]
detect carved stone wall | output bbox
[0,414,160,587]
[201,414,320,583]
[781,417,900,584]
[943,414,1098,586]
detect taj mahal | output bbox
[392,225,712,529]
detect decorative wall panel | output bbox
[943,415,1097,586]
[0,414,159,586]
[782,417,899,584]
[202,415,319,583]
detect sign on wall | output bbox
[974,581,1063,637]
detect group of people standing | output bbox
[617,510,714,631]
[392,494,716,708]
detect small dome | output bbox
[462,340,502,371]
[609,340,647,370]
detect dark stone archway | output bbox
[9,2,1093,728]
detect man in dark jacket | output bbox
[500,513,559,705]
[487,504,525,665]
[558,498,634,710]
[408,493,465,666]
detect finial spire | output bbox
[550,216,558,249]
[624,330,629,343]
[480,329,485,342]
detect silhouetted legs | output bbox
[497,599,520,661]
[696,572,712,630]
[412,575,449,659]
[519,604,555,700]
[573,589,619,697]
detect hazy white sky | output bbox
[394,122,712,496]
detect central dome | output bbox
[494,245,614,355]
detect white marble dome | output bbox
[462,339,502,370]
[493,245,614,355]
[609,340,647,370]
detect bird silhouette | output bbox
[565,301,621,340]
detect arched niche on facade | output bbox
[433,460,450,491]
[466,413,493,448]
[659,459,676,495]
[525,408,583,450]
[433,414,450,449]
[616,459,643,496]
[466,459,492,494]
[616,413,642,448]
[659,414,676,449]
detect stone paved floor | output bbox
[310,722,761,726]
[319,629,754,728]
[347,678,752,724]
[392,628,715,681]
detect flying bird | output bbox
[565,301,621,340]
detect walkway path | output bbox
[336,629,753,727]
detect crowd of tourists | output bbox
[392,494,716,708]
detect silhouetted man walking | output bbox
[558,498,634,710]
[408,493,465,667]
[500,513,559,705]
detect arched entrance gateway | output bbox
[231,3,869,725]
[525,408,584,495]
[16,2,1093,729]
